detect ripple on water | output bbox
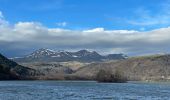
[0,81,170,100]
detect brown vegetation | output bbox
[73,54,170,81]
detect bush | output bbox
[96,69,127,83]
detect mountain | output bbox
[69,54,170,81]
[2,51,170,81]
[12,48,127,63]
[0,53,39,80]
[106,54,128,60]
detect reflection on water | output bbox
[0,81,170,100]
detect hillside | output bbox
[0,53,39,80]
[20,62,75,80]
[71,54,170,81]
[2,52,170,81]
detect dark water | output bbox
[0,81,170,100]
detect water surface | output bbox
[0,81,170,100]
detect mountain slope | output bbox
[12,48,127,63]
[0,53,38,80]
[2,52,170,81]
[72,54,170,81]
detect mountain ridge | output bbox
[1,52,170,81]
[12,48,127,63]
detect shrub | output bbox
[96,69,127,83]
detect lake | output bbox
[0,81,170,100]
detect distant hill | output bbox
[71,54,170,81]
[0,53,39,80]
[20,62,75,80]
[2,52,170,81]
[12,48,127,63]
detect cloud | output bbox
[127,8,170,26]
[56,22,67,27]
[124,1,170,27]
[83,28,138,34]
[0,11,170,57]
[0,11,9,27]
[0,11,4,18]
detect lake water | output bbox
[0,81,170,100]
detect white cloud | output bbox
[83,28,105,32]
[126,1,170,26]
[56,22,67,27]
[0,11,4,18]
[0,11,8,27]
[0,11,170,56]
[83,28,138,34]
[128,10,170,26]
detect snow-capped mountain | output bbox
[12,48,127,62]
[26,48,56,58]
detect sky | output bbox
[0,0,170,57]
